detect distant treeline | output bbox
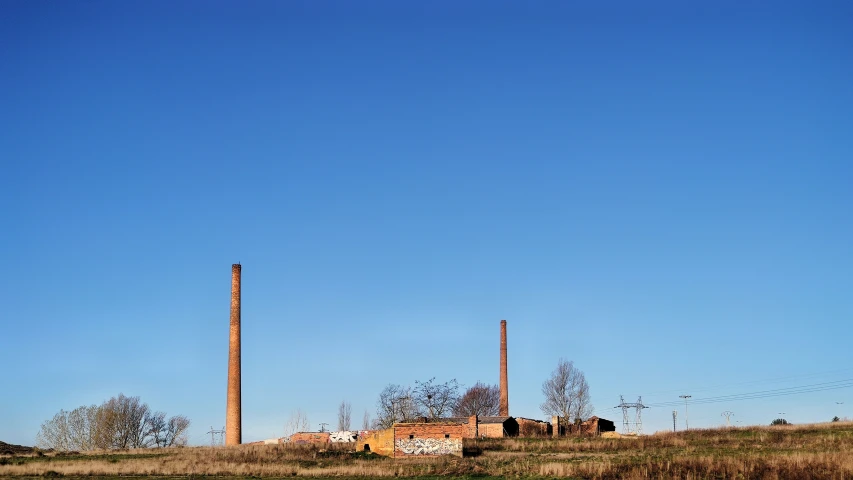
[36,393,190,451]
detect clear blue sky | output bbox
[1,1,851,445]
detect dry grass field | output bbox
[2,421,852,479]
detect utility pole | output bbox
[672,411,677,432]
[319,423,329,432]
[679,395,692,431]
[722,411,734,427]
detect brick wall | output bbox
[394,423,468,457]
[356,429,394,456]
[517,418,551,437]
[467,415,478,438]
[565,417,616,436]
[289,432,330,445]
[478,423,505,438]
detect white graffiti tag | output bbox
[395,438,461,455]
[329,431,359,443]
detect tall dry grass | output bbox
[2,421,852,479]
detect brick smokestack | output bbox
[499,320,509,416]
[226,264,242,445]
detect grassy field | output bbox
[2,421,852,479]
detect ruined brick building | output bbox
[552,415,617,436]
[356,416,478,457]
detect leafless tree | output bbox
[146,412,168,447]
[413,378,460,419]
[36,410,71,451]
[540,358,593,425]
[36,394,189,451]
[163,415,191,446]
[284,409,310,439]
[67,405,98,450]
[91,404,117,450]
[453,382,500,417]
[125,396,152,448]
[362,410,370,430]
[337,401,352,431]
[374,384,421,428]
[143,411,190,447]
[99,393,150,449]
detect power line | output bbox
[644,379,853,408]
[625,367,853,399]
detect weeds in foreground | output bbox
[1,422,852,479]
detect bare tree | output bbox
[453,382,500,417]
[100,393,150,449]
[36,395,189,451]
[413,378,460,419]
[374,384,421,429]
[540,359,593,425]
[146,412,168,447]
[284,409,310,439]
[67,405,98,451]
[91,403,117,450]
[337,401,352,431]
[362,410,370,431]
[36,410,71,451]
[127,397,152,448]
[163,415,191,446]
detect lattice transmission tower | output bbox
[616,395,631,434]
[614,396,649,435]
[207,426,225,446]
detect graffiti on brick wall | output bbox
[329,431,359,443]
[395,438,461,455]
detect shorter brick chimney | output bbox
[469,415,479,438]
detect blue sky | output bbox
[1,0,852,445]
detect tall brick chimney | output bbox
[499,320,509,416]
[226,264,242,445]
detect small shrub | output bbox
[351,450,385,460]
